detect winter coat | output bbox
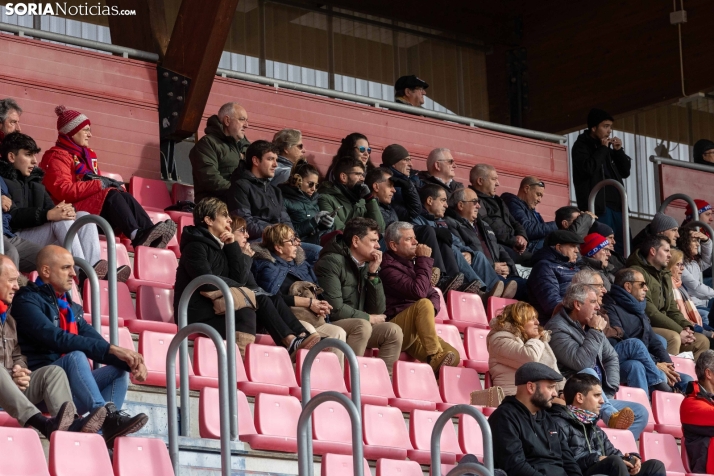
[444,208,515,273]
[412,210,474,255]
[681,381,714,474]
[571,130,632,215]
[251,243,317,295]
[12,282,129,372]
[601,285,671,363]
[271,156,294,186]
[0,313,26,372]
[486,320,562,396]
[379,251,439,318]
[39,146,111,215]
[0,177,14,237]
[279,183,325,245]
[313,235,386,321]
[416,171,464,196]
[545,306,620,396]
[189,115,250,203]
[385,166,422,222]
[488,395,583,476]
[501,192,557,252]
[472,187,527,249]
[317,182,385,233]
[378,202,399,229]
[626,250,693,332]
[227,168,293,241]
[0,161,56,230]
[682,238,714,307]
[526,246,580,322]
[578,255,614,291]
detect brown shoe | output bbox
[430,267,441,287]
[608,407,635,430]
[502,280,518,299]
[428,350,458,373]
[438,274,464,295]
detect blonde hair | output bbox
[230,215,247,232]
[492,302,541,342]
[261,223,295,252]
[668,248,684,271]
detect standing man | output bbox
[0,98,22,142]
[417,148,463,196]
[271,128,305,186]
[501,176,558,253]
[394,75,428,108]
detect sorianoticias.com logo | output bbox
[4,3,136,16]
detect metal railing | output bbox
[166,324,231,476]
[63,215,119,345]
[650,155,714,174]
[176,275,237,439]
[658,193,699,222]
[588,179,631,257]
[431,405,494,476]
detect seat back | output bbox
[313,401,352,444]
[487,297,518,323]
[458,413,485,458]
[651,390,684,427]
[133,247,178,285]
[614,386,655,431]
[138,330,194,376]
[113,436,175,476]
[199,387,256,439]
[171,183,195,203]
[434,323,468,363]
[670,355,697,380]
[101,241,133,270]
[50,431,113,476]
[295,349,347,393]
[601,428,638,455]
[100,326,135,351]
[393,361,443,403]
[439,366,482,405]
[245,344,298,387]
[434,287,449,322]
[376,459,423,476]
[362,404,412,450]
[174,214,194,246]
[254,393,302,437]
[409,409,461,454]
[344,356,396,399]
[84,280,136,320]
[446,290,488,326]
[135,286,175,324]
[320,454,370,476]
[193,336,247,382]
[130,176,172,210]
[464,327,490,366]
[144,210,179,247]
[638,432,686,472]
[0,427,50,476]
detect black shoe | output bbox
[437,273,464,294]
[101,403,148,447]
[27,401,76,439]
[461,279,485,294]
[68,405,107,433]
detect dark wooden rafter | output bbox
[105,0,171,59]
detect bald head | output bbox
[0,254,19,304]
[37,245,75,294]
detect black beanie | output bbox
[587,108,614,130]
[693,139,714,164]
[381,144,409,167]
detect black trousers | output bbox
[201,308,257,336]
[414,225,460,277]
[100,189,154,237]
[255,294,309,345]
[584,455,666,476]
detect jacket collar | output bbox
[607,284,646,314]
[553,305,588,335]
[469,185,494,200]
[277,155,294,167]
[251,242,306,265]
[385,249,414,268]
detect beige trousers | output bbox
[0,365,72,426]
[331,319,403,376]
[653,327,710,360]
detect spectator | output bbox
[488,362,582,476]
[379,221,460,372]
[378,144,421,222]
[527,230,582,323]
[469,164,530,263]
[417,148,463,195]
[487,302,563,396]
[682,199,714,235]
[394,75,428,107]
[318,156,385,233]
[550,374,666,476]
[569,269,624,352]
[555,205,596,237]
[279,161,333,245]
[365,167,397,228]
[13,245,149,446]
[626,234,710,358]
[501,176,557,252]
[0,172,42,273]
[40,106,176,249]
[678,227,714,320]
[669,248,714,337]
[271,128,305,186]
[189,102,249,203]
[314,218,403,375]
[571,108,631,255]
[693,139,714,167]
[0,98,22,142]
[632,212,679,248]
[681,350,714,474]
[325,133,375,180]
[590,221,626,273]
[579,233,613,291]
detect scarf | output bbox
[672,277,703,326]
[35,277,78,335]
[55,133,99,176]
[0,300,7,325]
[568,405,599,425]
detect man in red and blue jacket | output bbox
[681,350,714,474]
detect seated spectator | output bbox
[394,75,428,107]
[626,234,710,358]
[40,106,176,249]
[590,221,626,273]
[501,176,557,252]
[314,218,403,375]
[379,221,460,372]
[279,161,333,245]
[579,233,613,291]
[417,148,464,195]
[378,144,422,223]
[681,350,714,474]
[469,164,530,263]
[0,173,42,273]
[632,212,679,248]
[570,269,624,342]
[175,198,319,358]
[189,102,249,203]
[365,167,398,229]
[669,248,714,337]
[678,227,714,321]
[271,128,305,186]
[318,156,384,233]
[682,199,714,237]
[693,139,714,167]
[555,205,596,236]
[488,362,582,476]
[487,302,563,396]
[13,245,148,446]
[325,133,375,180]
[527,230,582,323]
[0,98,22,142]
[551,374,666,476]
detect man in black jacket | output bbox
[488,361,582,476]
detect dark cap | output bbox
[394,75,429,91]
[546,229,585,246]
[589,221,614,238]
[381,144,410,168]
[514,362,564,386]
[587,108,614,130]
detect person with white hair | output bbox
[0,98,22,143]
[416,148,464,195]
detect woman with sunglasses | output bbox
[325,133,375,181]
[279,161,334,245]
[272,128,306,186]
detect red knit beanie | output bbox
[685,199,712,220]
[580,233,610,257]
[55,105,90,138]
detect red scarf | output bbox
[55,134,99,176]
[0,300,7,325]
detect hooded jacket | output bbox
[317,181,385,233]
[189,115,250,203]
[271,155,294,186]
[471,186,527,249]
[278,183,325,245]
[0,161,57,230]
[501,192,558,252]
[379,250,439,318]
[681,381,714,474]
[251,243,317,295]
[444,207,515,273]
[526,246,580,322]
[488,395,583,476]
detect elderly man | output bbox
[579,233,614,291]
[682,350,714,474]
[271,128,305,186]
[417,148,464,195]
[0,98,22,141]
[501,176,557,253]
[394,75,428,107]
[189,102,250,203]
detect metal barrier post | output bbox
[658,193,699,223]
[682,220,714,268]
[176,275,237,439]
[431,405,494,476]
[167,324,230,476]
[72,256,102,370]
[587,179,631,257]
[296,392,363,476]
[63,215,118,345]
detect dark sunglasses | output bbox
[296,143,304,150]
[355,146,372,154]
[626,280,647,287]
[305,181,317,188]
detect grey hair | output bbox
[217,102,242,121]
[384,221,414,245]
[696,350,714,381]
[562,283,596,310]
[272,128,302,154]
[469,163,495,184]
[0,98,22,123]
[426,148,451,171]
[614,268,639,287]
[448,187,469,208]
[571,269,601,285]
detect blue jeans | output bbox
[615,339,667,393]
[499,275,528,301]
[453,247,500,288]
[599,207,626,256]
[53,350,129,414]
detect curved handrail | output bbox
[431,404,494,475]
[650,155,714,174]
[166,324,231,476]
[682,220,714,269]
[71,257,100,332]
[296,391,363,476]
[176,275,237,439]
[63,215,118,345]
[587,179,631,257]
[658,193,699,223]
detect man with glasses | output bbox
[502,176,558,253]
[272,128,305,186]
[394,75,428,108]
[417,148,464,196]
[189,102,250,203]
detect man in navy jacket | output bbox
[501,176,558,253]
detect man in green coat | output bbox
[626,234,710,358]
[189,102,250,203]
[317,157,385,233]
[314,217,402,375]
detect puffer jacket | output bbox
[501,192,557,252]
[472,187,527,249]
[317,181,385,233]
[444,207,515,273]
[279,183,326,245]
[681,381,714,474]
[578,255,614,291]
[486,320,562,396]
[526,246,580,322]
[379,250,439,318]
[271,156,294,186]
[0,161,56,230]
[682,238,714,307]
[251,243,317,295]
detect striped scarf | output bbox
[35,277,78,335]
[55,133,99,177]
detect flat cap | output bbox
[394,75,429,91]
[514,362,564,386]
[546,229,585,246]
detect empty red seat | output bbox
[614,386,655,433]
[130,177,193,230]
[376,459,423,476]
[243,344,300,396]
[671,355,696,381]
[463,327,489,373]
[129,246,178,292]
[487,297,517,323]
[444,291,489,331]
[50,431,113,476]
[439,366,482,405]
[345,356,396,406]
[408,409,461,464]
[293,349,348,399]
[113,436,174,476]
[100,240,132,270]
[242,393,302,453]
[321,453,370,476]
[390,361,449,412]
[133,285,177,334]
[433,288,449,324]
[458,413,485,459]
[434,323,467,367]
[362,404,411,460]
[192,336,247,388]
[639,432,687,475]
[171,182,194,203]
[83,279,131,328]
[99,326,134,352]
[0,427,50,475]
[312,400,354,455]
[601,428,638,455]
[651,390,684,438]
[199,387,256,440]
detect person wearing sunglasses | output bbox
[279,161,334,245]
[417,148,464,196]
[324,133,375,181]
[501,176,558,254]
[271,128,306,186]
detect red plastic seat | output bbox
[321,453,370,476]
[99,326,134,351]
[0,427,50,476]
[614,386,655,433]
[113,436,174,476]
[293,349,348,399]
[199,387,256,440]
[243,344,300,396]
[376,459,423,476]
[144,209,180,255]
[242,393,302,453]
[312,400,354,455]
[174,213,194,249]
[487,297,517,323]
[433,288,449,324]
[171,182,194,204]
[50,431,113,476]
[362,404,411,460]
[128,246,178,292]
[192,336,248,388]
[345,356,396,406]
[0,411,20,427]
[444,291,489,331]
[254,334,275,346]
[130,177,193,233]
[407,409,461,464]
[601,428,638,455]
[133,285,177,334]
[671,355,697,381]
[434,323,467,367]
[458,413,485,459]
[651,390,684,438]
[82,279,131,328]
[390,361,448,412]
[100,241,132,270]
[639,432,686,475]
[463,327,489,373]
[439,366,482,405]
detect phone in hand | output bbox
[329,206,343,218]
